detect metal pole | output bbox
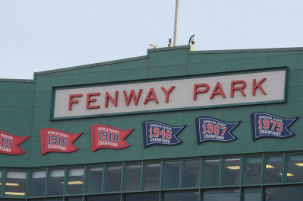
[173,0,179,46]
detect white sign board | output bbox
[53,70,286,119]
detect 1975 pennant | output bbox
[251,113,298,141]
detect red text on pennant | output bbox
[91,124,134,151]
[40,128,82,155]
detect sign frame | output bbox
[50,67,288,121]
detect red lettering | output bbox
[193,84,209,100]
[144,88,159,104]
[86,93,100,109]
[252,78,267,96]
[231,80,246,97]
[210,82,226,99]
[105,91,118,107]
[161,86,175,103]
[123,89,143,106]
[68,94,83,110]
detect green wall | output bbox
[1,45,303,168]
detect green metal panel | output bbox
[226,57,268,71]
[34,91,53,107]
[110,68,148,82]
[72,71,110,85]
[187,61,226,75]
[0,45,301,181]
[268,53,300,70]
[147,64,187,78]
[111,59,148,71]
[0,91,34,107]
[72,65,110,74]
[226,52,268,60]
[0,81,35,92]
[0,107,33,122]
[149,48,189,68]
[188,53,226,64]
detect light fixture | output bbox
[226,166,240,170]
[149,43,157,49]
[295,163,303,166]
[2,183,20,186]
[146,164,160,167]
[68,181,83,185]
[225,158,240,161]
[188,34,196,45]
[5,192,25,196]
[61,181,83,185]
[266,165,274,168]
[168,38,173,47]
[279,173,294,176]
[89,167,103,171]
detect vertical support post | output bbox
[173,0,179,46]
[179,159,183,189]
[140,161,145,191]
[63,166,68,197]
[159,160,164,201]
[199,157,203,201]
[219,156,223,186]
[120,162,125,196]
[83,165,88,194]
[45,167,50,196]
[282,152,287,183]
[102,163,106,193]
[26,168,30,198]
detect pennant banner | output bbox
[195,117,239,143]
[251,113,298,141]
[0,130,29,155]
[40,128,82,155]
[143,121,186,148]
[91,124,133,151]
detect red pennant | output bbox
[40,128,82,155]
[0,130,29,155]
[91,124,134,151]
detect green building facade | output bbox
[0,45,303,200]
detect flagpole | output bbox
[173,0,179,46]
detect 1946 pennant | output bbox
[143,121,186,148]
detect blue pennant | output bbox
[251,113,298,141]
[143,121,186,148]
[195,117,240,143]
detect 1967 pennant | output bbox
[40,128,82,155]
[195,117,240,143]
[91,124,134,151]
[0,130,29,155]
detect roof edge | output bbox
[0,78,35,83]
[189,47,303,54]
[34,55,148,76]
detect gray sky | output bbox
[1,0,302,79]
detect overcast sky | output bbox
[1,0,302,79]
